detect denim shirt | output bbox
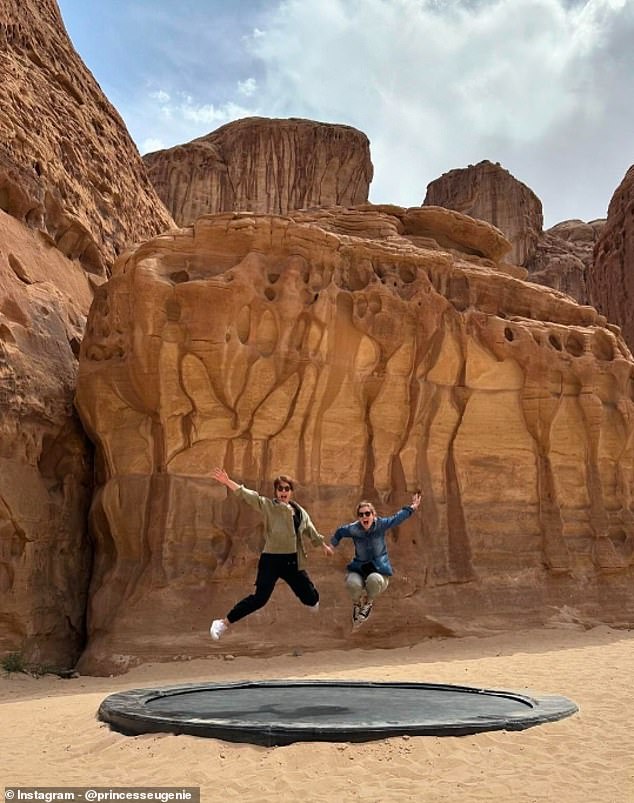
[330,507,414,576]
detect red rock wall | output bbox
[424,160,543,266]
[143,117,373,225]
[589,165,634,350]
[75,206,634,675]
[0,0,174,275]
[0,0,173,668]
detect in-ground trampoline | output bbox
[98,680,578,746]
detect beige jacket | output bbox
[234,485,325,569]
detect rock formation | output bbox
[0,212,93,666]
[424,160,543,266]
[588,165,634,350]
[143,117,373,226]
[424,160,605,305]
[0,0,173,667]
[0,0,174,275]
[526,219,605,305]
[76,204,634,675]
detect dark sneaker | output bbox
[352,603,362,626]
[357,601,373,622]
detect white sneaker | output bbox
[309,602,320,614]
[210,619,227,640]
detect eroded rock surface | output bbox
[76,205,634,674]
[424,161,608,306]
[0,0,173,667]
[0,0,174,276]
[525,219,605,305]
[143,117,373,225]
[424,160,543,266]
[0,211,92,666]
[589,165,634,350]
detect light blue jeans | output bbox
[345,571,389,603]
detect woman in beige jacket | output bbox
[209,467,333,640]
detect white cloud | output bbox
[141,137,165,154]
[238,77,257,97]
[85,0,634,227]
[181,99,252,125]
[241,0,634,225]
[149,89,170,103]
[134,91,255,153]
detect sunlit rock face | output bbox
[589,165,634,351]
[0,0,173,667]
[424,160,543,267]
[143,117,373,225]
[0,0,174,275]
[76,204,634,675]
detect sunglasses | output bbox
[277,485,292,492]
[358,511,373,518]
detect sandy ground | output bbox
[1,625,633,802]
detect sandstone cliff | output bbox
[589,165,634,350]
[143,117,373,225]
[0,0,173,667]
[424,160,543,266]
[525,219,605,305]
[75,204,634,675]
[0,0,174,275]
[424,161,605,306]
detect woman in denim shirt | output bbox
[331,492,421,627]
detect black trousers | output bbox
[227,552,319,624]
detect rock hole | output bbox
[548,333,562,351]
[565,335,584,357]
[591,333,614,361]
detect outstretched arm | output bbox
[302,514,335,557]
[211,467,239,492]
[380,491,423,529]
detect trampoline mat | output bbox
[99,680,578,745]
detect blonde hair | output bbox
[356,499,376,516]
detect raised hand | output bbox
[211,467,238,490]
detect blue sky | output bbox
[56,0,634,228]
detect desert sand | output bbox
[1,624,633,802]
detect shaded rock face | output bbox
[0,211,92,667]
[0,0,173,667]
[424,161,605,305]
[0,0,174,276]
[424,160,543,266]
[76,204,634,675]
[589,165,634,350]
[143,117,373,225]
[526,219,605,305]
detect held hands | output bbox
[410,490,422,511]
[322,543,334,557]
